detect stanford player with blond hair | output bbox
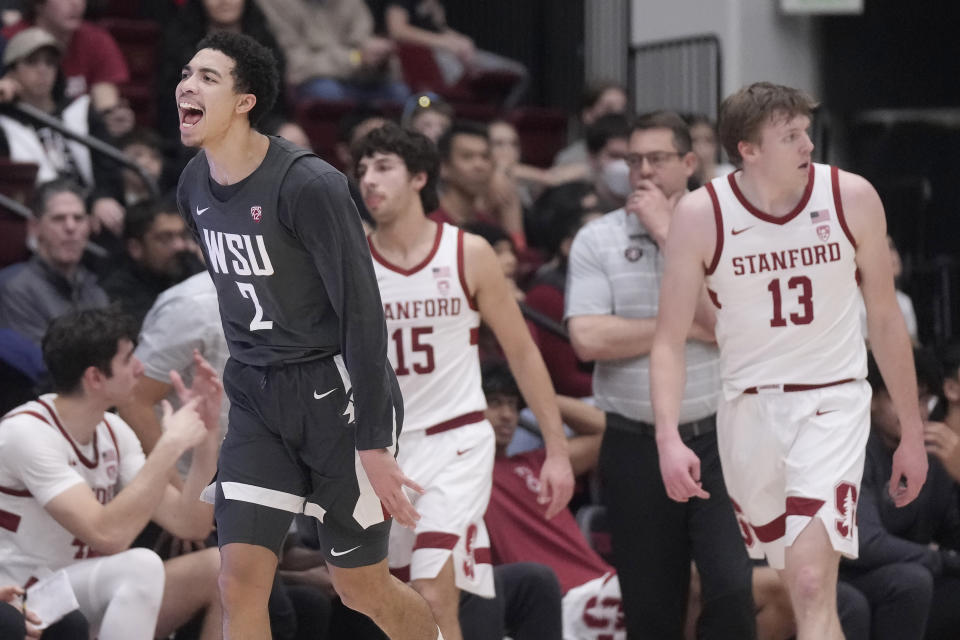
[356,122,574,640]
[651,81,928,640]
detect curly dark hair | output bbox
[195,31,278,126]
[42,307,138,395]
[352,121,440,213]
[481,360,520,401]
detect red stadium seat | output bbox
[394,41,521,107]
[293,98,358,169]
[506,107,567,168]
[99,18,161,127]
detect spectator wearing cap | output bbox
[0,178,108,345]
[402,92,452,143]
[0,26,127,241]
[2,0,131,122]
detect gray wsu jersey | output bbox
[176,136,399,449]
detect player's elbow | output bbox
[88,529,132,556]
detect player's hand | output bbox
[625,180,680,246]
[890,431,928,507]
[925,421,960,482]
[159,397,206,452]
[358,448,423,529]
[0,585,22,603]
[537,452,575,519]
[0,586,40,637]
[171,350,223,436]
[24,608,41,639]
[657,434,710,502]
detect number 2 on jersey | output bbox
[391,327,435,375]
[236,282,273,330]
[768,276,813,327]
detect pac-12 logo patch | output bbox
[835,481,858,540]
[816,224,830,242]
[250,206,263,222]
[624,246,643,262]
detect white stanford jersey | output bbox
[704,163,866,399]
[370,222,486,432]
[0,396,145,586]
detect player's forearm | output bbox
[650,336,688,443]
[509,345,569,459]
[170,443,218,539]
[94,441,185,553]
[868,308,924,441]
[568,315,657,362]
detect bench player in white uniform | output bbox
[356,122,574,640]
[650,82,928,640]
[0,308,223,639]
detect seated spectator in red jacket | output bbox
[482,362,625,639]
[2,0,131,122]
[429,122,504,228]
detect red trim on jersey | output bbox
[414,531,459,550]
[457,229,479,311]
[743,378,854,394]
[704,182,724,275]
[728,164,815,225]
[424,411,485,436]
[0,485,31,497]
[390,565,411,582]
[0,508,21,533]
[751,496,825,543]
[831,165,857,249]
[368,220,444,276]
[469,327,479,345]
[475,547,491,564]
[707,288,722,309]
[35,398,99,469]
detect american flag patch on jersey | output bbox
[432,266,451,278]
[810,209,830,224]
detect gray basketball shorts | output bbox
[215,355,401,568]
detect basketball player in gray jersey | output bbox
[174,32,442,640]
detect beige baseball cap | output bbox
[3,27,62,68]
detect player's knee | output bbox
[336,578,386,618]
[788,564,833,606]
[218,545,277,608]
[118,548,165,607]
